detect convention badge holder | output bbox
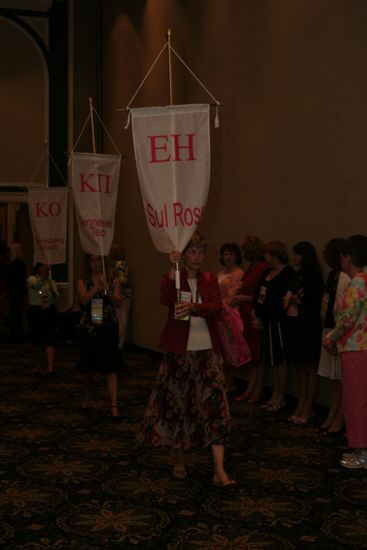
[257,286,267,305]
[91,298,103,324]
[40,287,50,309]
[174,291,192,321]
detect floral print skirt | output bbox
[138,349,231,449]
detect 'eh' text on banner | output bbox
[71,153,121,256]
[28,188,68,265]
[131,104,210,253]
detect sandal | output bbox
[235,391,252,401]
[111,404,121,419]
[247,393,262,404]
[172,468,187,480]
[211,477,236,487]
[260,401,273,409]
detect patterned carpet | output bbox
[0,340,367,549]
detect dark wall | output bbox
[74,0,367,350]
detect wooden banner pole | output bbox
[89,97,97,154]
[166,29,181,302]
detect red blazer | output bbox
[159,268,222,354]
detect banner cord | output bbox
[69,108,122,161]
[122,40,221,128]
[69,113,92,163]
[49,153,68,185]
[92,107,121,154]
[28,146,67,186]
[168,44,221,127]
[125,42,168,112]
[29,146,48,184]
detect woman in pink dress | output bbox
[235,236,268,403]
[216,242,251,391]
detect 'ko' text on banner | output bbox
[28,187,68,265]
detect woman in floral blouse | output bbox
[323,236,367,469]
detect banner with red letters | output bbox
[28,187,68,265]
[71,153,121,256]
[131,104,210,252]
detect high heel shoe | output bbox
[260,401,273,409]
[172,467,187,480]
[317,425,330,432]
[247,393,262,404]
[111,404,121,420]
[293,414,314,425]
[326,425,345,435]
[235,390,252,401]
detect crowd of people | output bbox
[1,232,367,474]
[136,232,367,479]
[0,241,131,418]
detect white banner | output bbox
[28,187,68,265]
[71,152,121,256]
[131,104,210,252]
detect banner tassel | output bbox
[214,103,220,128]
[124,109,131,130]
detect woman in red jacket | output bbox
[138,233,234,486]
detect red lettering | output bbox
[148,135,170,163]
[173,203,203,227]
[184,208,193,226]
[98,174,111,193]
[171,133,196,161]
[146,202,168,227]
[173,202,184,227]
[193,206,202,224]
[91,227,105,237]
[79,173,111,193]
[36,202,48,217]
[49,202,61,216]
[148,134,196,163]
[36,202,61,217]
[79,173,96,192]
[146,203,156,227]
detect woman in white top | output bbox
[27,263,59,374]
[138,233,234,486]
[318,238,350,433]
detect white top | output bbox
[186,278,212,351]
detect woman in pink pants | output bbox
[323,236,367,469]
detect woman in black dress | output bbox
[254,241,295,411]
[76,254,122,418]
[284,242,324,424]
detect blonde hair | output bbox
[184,232,207,252]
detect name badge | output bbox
[174,291,192,321]
[257,286,267,305]
[91,298,103,324]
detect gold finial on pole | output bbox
[166,29,173,105]
[89,97,97,154]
